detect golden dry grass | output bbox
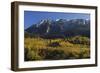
[24,37,90,61]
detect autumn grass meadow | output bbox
[24,36,90,61]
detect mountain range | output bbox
[25,19,90,38]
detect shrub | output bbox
[37,49,66,60]
[79,48,90,58]
[68,36,90,45]
[24,48,43,61]
[48,42,61,47]
[60,41,73,47]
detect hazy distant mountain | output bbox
[25,19,90,38]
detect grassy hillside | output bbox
[24,36,90,61]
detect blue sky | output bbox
[24,11,90,29]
